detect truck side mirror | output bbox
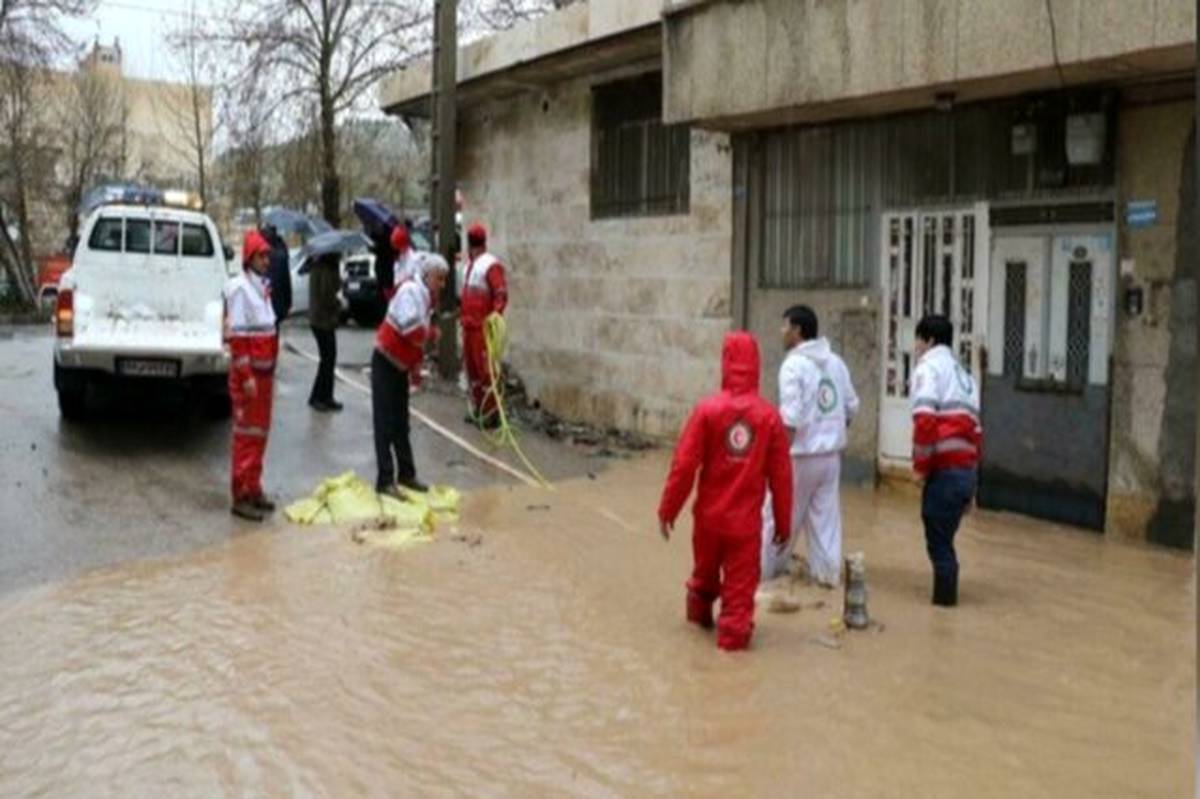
[223,244,234,261]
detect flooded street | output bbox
[0,440,1192,797]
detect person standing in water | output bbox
[658,332,793,651]
[910,314,982,607]
[766,304,859,587]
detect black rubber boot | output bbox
[932,573,958,607]
[397,477,429,494]
[231,501,266,522]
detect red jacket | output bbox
[658,332,793,539]
[910,345,983,476]
[376,278,433,377]
[461,252,507,330]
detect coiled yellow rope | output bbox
[472,312,551,488]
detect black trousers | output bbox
[921,468,977,582]
[371,349,416,491]
[309,327,337,404]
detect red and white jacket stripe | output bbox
[376,277,433,372]
[461,252,507,330]
[909,345,983,476]
[224,270,278,383]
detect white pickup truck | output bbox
[53,204,233,420]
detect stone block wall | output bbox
[1108,99,1196,546]
[456,70,733,437]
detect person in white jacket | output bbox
[763,305,860,586]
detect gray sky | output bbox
[62,0,204,81]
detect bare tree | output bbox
[467,0,581,32]
[164,4,216,209]
[276,112,322,212]
[217,0,430,227]
[58,66,128,243]
[0,60,47,305]
[221,80,274,224]
[0,0,94,307]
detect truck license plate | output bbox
[348,281,361,292]
[117,358,180,378]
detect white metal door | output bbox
[878,205,989,466]
[987,231,1114,386]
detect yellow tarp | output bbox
[284,472,461,549]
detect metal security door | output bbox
[878,204,989,467]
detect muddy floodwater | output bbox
[0,453,1192,797]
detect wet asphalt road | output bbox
[0,321,600,595]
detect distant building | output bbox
[25,40,214,256]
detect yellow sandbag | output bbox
[324,480,382,523]
[286,473,459,549]
[399,485,462,522]
[284,496,326,525]
[379,494,434,533]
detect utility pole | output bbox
[431,0,459,379]
[1193,4,1198,797]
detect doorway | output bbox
[878,204,990,468]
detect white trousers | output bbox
[761,452,843,584]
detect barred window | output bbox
[1003,262,1027,377]
[749,90,1114,289]
[591,73,690,219]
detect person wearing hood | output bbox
[658,332,793,652]
[390,224,419,291]
[260,224,292,329]
[371,252,449,497]
[225,230,279,522]
[766,305,860,587]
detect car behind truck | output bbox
[53,204,232,420]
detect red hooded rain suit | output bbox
[658,332,793,651]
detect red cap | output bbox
[467,223,487,248]
[242,229,270,265]
[390,224,410,252]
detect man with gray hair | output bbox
[371,253,449,497]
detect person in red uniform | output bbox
[910,314,983,607]
[225,229,278,522]
[372,254,450,496]
[460,222,507,428]
[657,332,793,651]
[389,224,418,298]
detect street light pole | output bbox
[431,0,459,379]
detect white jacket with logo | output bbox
[778,337,859,457]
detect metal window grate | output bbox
[1004,262,1026,377]
[1067,260,1092,388]
[591,74,690,219]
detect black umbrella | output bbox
[264,208,332,239]
[296,230,371,274]
[352,198,399,238]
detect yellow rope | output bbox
[472,312,552,488]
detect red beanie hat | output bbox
[390,224,410,252]
[242,229,270,265]
[467,223,487,248]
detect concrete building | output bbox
[27,41,214,256]
[381,0,1197,547]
